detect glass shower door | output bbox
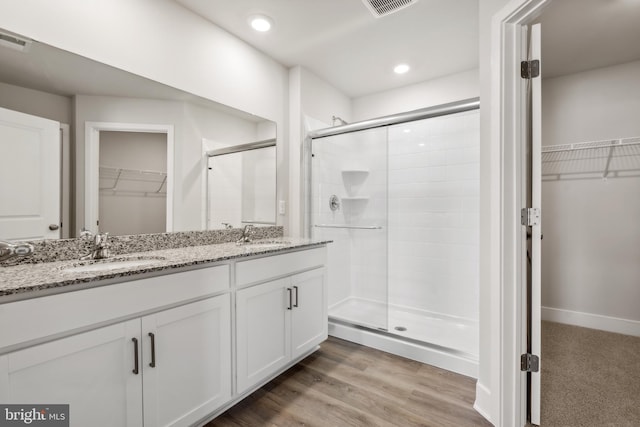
[310,127,388,331]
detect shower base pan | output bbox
[329,297,479,378]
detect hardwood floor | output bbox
[207,336,491,427]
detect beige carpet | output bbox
[541,321,640,426]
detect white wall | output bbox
[541,60,640,331]
[352,69,479,121]
[0,82,72,125]
[289,66,352,237]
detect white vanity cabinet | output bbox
[0,265,231,427]
[235,248,327,394]
[0,318,144,427]
[0,244,328,426]
[141,295,231,427]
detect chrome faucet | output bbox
[236,225,255,244]
[0,240,34,262]
[80,230,111,260]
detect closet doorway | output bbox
[85,122,174,235]
[534,1,640,425]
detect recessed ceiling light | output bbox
[394,64,410,74]
[249,14,273,32]
[403,129,411,133]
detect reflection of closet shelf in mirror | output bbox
[541,136,640,180]
[99,165,167,196]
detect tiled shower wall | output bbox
[387,110,480,320]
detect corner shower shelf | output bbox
[541,136,640,180]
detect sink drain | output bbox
[394,326,407,332]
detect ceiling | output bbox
[174,0,480,98]
[536,0,640,78]
[174,0,640,97]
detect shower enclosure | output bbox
[307,98,480,376]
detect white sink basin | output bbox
[61,256,166,273]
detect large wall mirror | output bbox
[0,29,277,240]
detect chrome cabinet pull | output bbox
[148,332,156,368]
[132,337,139,375]
[293,286,299,308]
[287,288,292,310]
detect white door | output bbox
[291,268,327,359]
[141,296,232,427]
[236,278,291,394]
[0,320,143,427]
[529,22,543,426]
[0,107,60,240]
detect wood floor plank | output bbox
[288,363,441,427]
[206,337,488,427]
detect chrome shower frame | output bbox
[303,97,480,236]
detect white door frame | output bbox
[60,123,71,238]
[490,0,551,426]
[85,122,174,234]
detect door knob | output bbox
[49,224,60,230]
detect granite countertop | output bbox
[0,238,329,301]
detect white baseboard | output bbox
[473,381,494,426]
[542,306,640,337]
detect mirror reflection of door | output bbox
[0,107,61,240]
[98,131,167,235]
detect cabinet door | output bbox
[236,278,291,394]
[291,268,327,359]
[141,295,231,427]
[0,320,142,427]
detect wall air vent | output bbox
[361,0,419,18]
[0,31,32,52]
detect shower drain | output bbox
[394,326,407,332]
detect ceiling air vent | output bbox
[361,0,419,18]
[0,31,31,52]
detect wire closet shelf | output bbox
[99,165,167,196]
[541,136,640,180]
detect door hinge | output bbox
[521,353,540,372]
[521,60,540,79]
[521,208,540,226]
